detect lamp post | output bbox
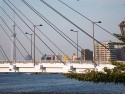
[25,32,33,60]
[70,29,78,60]
[33,24,42,66]
[92,21,101,63]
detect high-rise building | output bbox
[115,48,125,61]
[81,49,93,60]
[95,41,117,61]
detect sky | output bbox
[0,0,125,60]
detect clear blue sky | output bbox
[0,0,125,60]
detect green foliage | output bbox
[63,34,125,85]
[113,34,125,43]
[112,34,125,52]
[63,61,125,85]
[64,69,125,85]
[112,61,125,71]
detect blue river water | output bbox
[0,73,125,94]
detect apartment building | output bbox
[95,41,117,61]
[81,49,93,60]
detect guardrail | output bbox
[0,60,124,64]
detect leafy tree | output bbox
[112,34,125,51]
[64,62,125,85]
[64,34,125,85]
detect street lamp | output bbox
[70,29,78,60]
[25,32,33,60]
[33,24,42,66]
[92,21,102,63]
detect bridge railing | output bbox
[0,60,34,64]
[0,60,124,64]
[0,60,12,64]
[0,60,92,64]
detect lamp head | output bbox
[25,32,28,34]
[39,24,43,26]
[98,21,102,23]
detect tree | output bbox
[64,61,125,85]
[63,34,125,85]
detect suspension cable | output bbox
[0,5,43,56]
[0,24,26,59]
[3,0,65,64]
[7,0,65,56]
[0,46,6,60]
[21,0,95,63]
[0,17,30,58]
[21,0,83,54]
[0,44,10,63]
[58,0,115,37]
[40,0,112,52]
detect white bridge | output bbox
[0,60,115,73]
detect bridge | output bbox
[0,1,123,74]
[0,60,114,73]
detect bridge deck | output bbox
[0,60,115,73]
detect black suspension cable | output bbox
[58,0,115,37]
[3,0,48,55]
[7,0,65,56]
[21,0,83,54]
[40,0,112,52]
[21,0,95,63]
[0,17,30,58]
[0,44,10,63]
[3,0,65,64]
[0,47,6,60]
[0,5,43,56]
[0,24,26,59]
[40,0,118,64]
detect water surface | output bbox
[0,73,125,94]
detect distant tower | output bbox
[11,11,16,61]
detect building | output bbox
[41,54,62,60]
[63,55,69,62]
[54,53,62,61]
[25,55,32,60]
[46,55,54,60]
[115,48,125,61]
[72,53,77,61]
[95,41,117,61]
[81,49,93,60]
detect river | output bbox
[0,73,125,94]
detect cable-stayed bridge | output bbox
[0,0,123,73]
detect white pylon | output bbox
[11,10,16,61]
[11,22,16,61]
